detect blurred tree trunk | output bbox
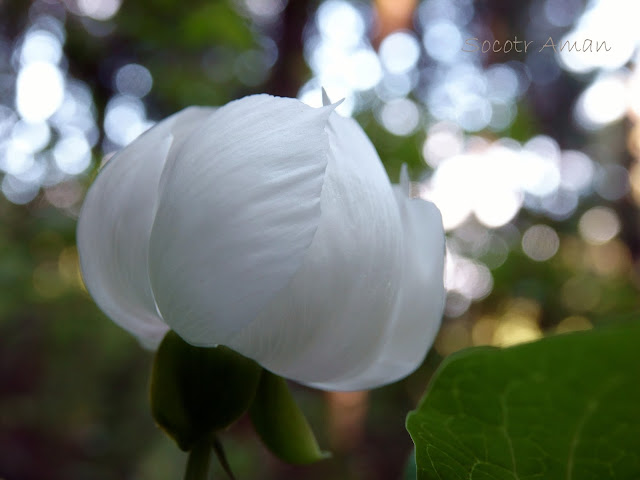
[265,0,310,98]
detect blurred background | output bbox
[1,0,640,478]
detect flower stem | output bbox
[184,436,212,480]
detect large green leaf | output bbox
[406,322,640,480]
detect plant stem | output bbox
[184,436,212,480]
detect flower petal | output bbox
[148,95,334,346]
[316,187,446,390]
[77,107,215,348]
[227,112,406,389]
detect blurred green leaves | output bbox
[117,0,253,49]
[64,0,259,110]
[407,321,640,480]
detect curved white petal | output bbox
[316,187,446,390]
[77,107,215,348]
[227,112,406,389]
[148,95,334,346]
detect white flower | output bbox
[77,94,445,391]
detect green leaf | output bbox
[249,370,330,464]
[406,322,640,480]
[150,331,262,451]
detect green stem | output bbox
[184,436,212,480]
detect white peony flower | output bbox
[77,94,445,391]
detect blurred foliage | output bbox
[1,0,640,479]
[0,200,163,479]
[63,0,256,115]
[119,1,254,49]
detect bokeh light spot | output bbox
[20,30,62,65]
[53,135,91,175]
[316,0,364,49]
[379,98,420,136]
[555,315,593,334]
[574,75,628,129]
[16,62,65,122]
[434,320,471,355]
[561,276,601,312]
[521,224,559,262]
[77,0,122,21]
[423,20,461,63]
[115,64,153,97]
[578,206,621,245]
[379,31,420,74]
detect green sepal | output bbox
[249,369,330,464]
[150,330,262,451]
